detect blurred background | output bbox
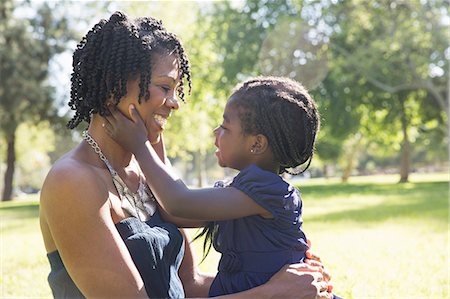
[0,0,449,298]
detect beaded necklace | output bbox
[82,131,156,221]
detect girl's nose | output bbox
[213,126,220,135]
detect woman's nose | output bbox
[165,97,180,110]
[213,126,219,135]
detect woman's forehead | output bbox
[152,53,180,81]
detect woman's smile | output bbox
[154,113,168,129]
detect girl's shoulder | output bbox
[231,164,285,188]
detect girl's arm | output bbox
[158,202,207,227]
[151,134,206,227]
[104,105,270,221]
[40,160,148,298]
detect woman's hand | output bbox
[305,239,333,293]
[263,263,332,299]
[103,104,148,154]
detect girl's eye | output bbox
[220,124,227,130]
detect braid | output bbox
[231,76,320,175]
[67,11,192,129]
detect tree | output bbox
[318,0,449,182]
[0,1,73,200]
[208,0,303,92]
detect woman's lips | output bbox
[154,114,168,128]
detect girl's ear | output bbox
[250,134,269,154]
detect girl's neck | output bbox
[253,161,280,174]
[248,147,279,174]
[84,116,133,171]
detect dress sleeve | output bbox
[230,165,301,221]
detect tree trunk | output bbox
[341,134,362,183]
[2,131,16,201]
[194,151,205,188]
[447,60,450,170]
[323,165,328,178]
[341,159,353,183]
[399,99,410,183]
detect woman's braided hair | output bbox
[67,11,191,129]
[230,76,320,175]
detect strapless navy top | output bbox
[47,211,185,299]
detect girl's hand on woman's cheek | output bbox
[103,104,148,153]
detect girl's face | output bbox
[213,97,254,170]
[118,53,181,144]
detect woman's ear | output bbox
[250,134,269,154]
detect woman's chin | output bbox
[148,133,161,144]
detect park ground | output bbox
[0,172,448,298]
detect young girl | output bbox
[104,76,333,298]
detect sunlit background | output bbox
[0,0,449,298]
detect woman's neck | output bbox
[84,116,133,170]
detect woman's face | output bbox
[118,53,181,144]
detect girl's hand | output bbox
[103,104,148,154]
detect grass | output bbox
[1,172,448,298]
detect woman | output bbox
[40,11,331,298]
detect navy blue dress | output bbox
[208,164,309,297]
[47,210,185,299]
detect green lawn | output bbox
[1,172,448,298]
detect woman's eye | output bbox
[160,86,170,92]
[220,124,226,130]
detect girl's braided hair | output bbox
[67,11,191,129]
[231,76,320,175]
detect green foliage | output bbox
[312,0,449,177]
[0,0,77,199]
[209,0,301,90]
[15,122,55,190]
[2,1,448,193]
[0,1,75,134]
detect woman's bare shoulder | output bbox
[40,149,109,209]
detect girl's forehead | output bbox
[223,101,242,122]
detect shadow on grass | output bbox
[1,181,448,225]
[303,181,449,224]
[298,180,448,200]
[0,201,40,220]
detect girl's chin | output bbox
[215,155,226,168]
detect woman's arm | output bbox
[216,263,330,299]
[178,229,215,297]
[104,106,269,221]
[40,161,148,298]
